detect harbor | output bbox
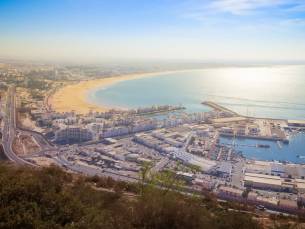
[220,132,305,163]
[202,100,294,143]
[199,100,305,163]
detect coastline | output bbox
[49,71,179,114]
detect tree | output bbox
[0,163,271,229]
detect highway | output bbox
[1,87,37,166]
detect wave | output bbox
[203,94,305,107]
[217,102,305,111]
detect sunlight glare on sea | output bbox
[88,65,305,120]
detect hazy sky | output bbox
[1,0,305,63]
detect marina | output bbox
[198,100,305,163]
[220,133,305,163]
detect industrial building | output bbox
[244,173,284,191]
[244,172,305,193]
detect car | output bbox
[256,205,265,211]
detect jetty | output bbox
[219,132,287,142]
[222,142,270,148]
[202,101,240,116]
[133,105,185,116]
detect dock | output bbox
[222,142,270,148]
[202,101,291,143]
[219,132,288,142]
[135,105,185,116]
[202,101,240,116]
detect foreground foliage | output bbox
[0,163,297,229]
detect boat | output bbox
[277,141,282,149]
[256,144,270,148]
[283,135,289,144]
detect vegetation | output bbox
[0,163,301,229]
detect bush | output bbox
[0,163,265,229]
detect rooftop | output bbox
[211,116,248,124]
[218,186,243,195]
[244,173,282,186]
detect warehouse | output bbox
[244,173,283,191]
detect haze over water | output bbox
[89,65,305,120]
[87,65,305,163]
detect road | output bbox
[2,87,37,166]
[1,89,135,181]
[150,158,169,174]
[231,160,245,188]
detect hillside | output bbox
[0,163,302,229]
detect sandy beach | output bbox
[49,72,172,114]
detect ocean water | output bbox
[87,65,305,163]
[88,65,305,120]
[220,133,305,164]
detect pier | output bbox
[202,101,240,116]
[222,142,270,148]
[220,132,287,142]
[134,105,185,116]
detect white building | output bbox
[55,126,93,143]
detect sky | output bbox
[1,0,305,63]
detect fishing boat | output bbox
[257,144,270,148]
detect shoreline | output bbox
[49,70,181,114]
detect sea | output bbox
[87,65,305,163]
